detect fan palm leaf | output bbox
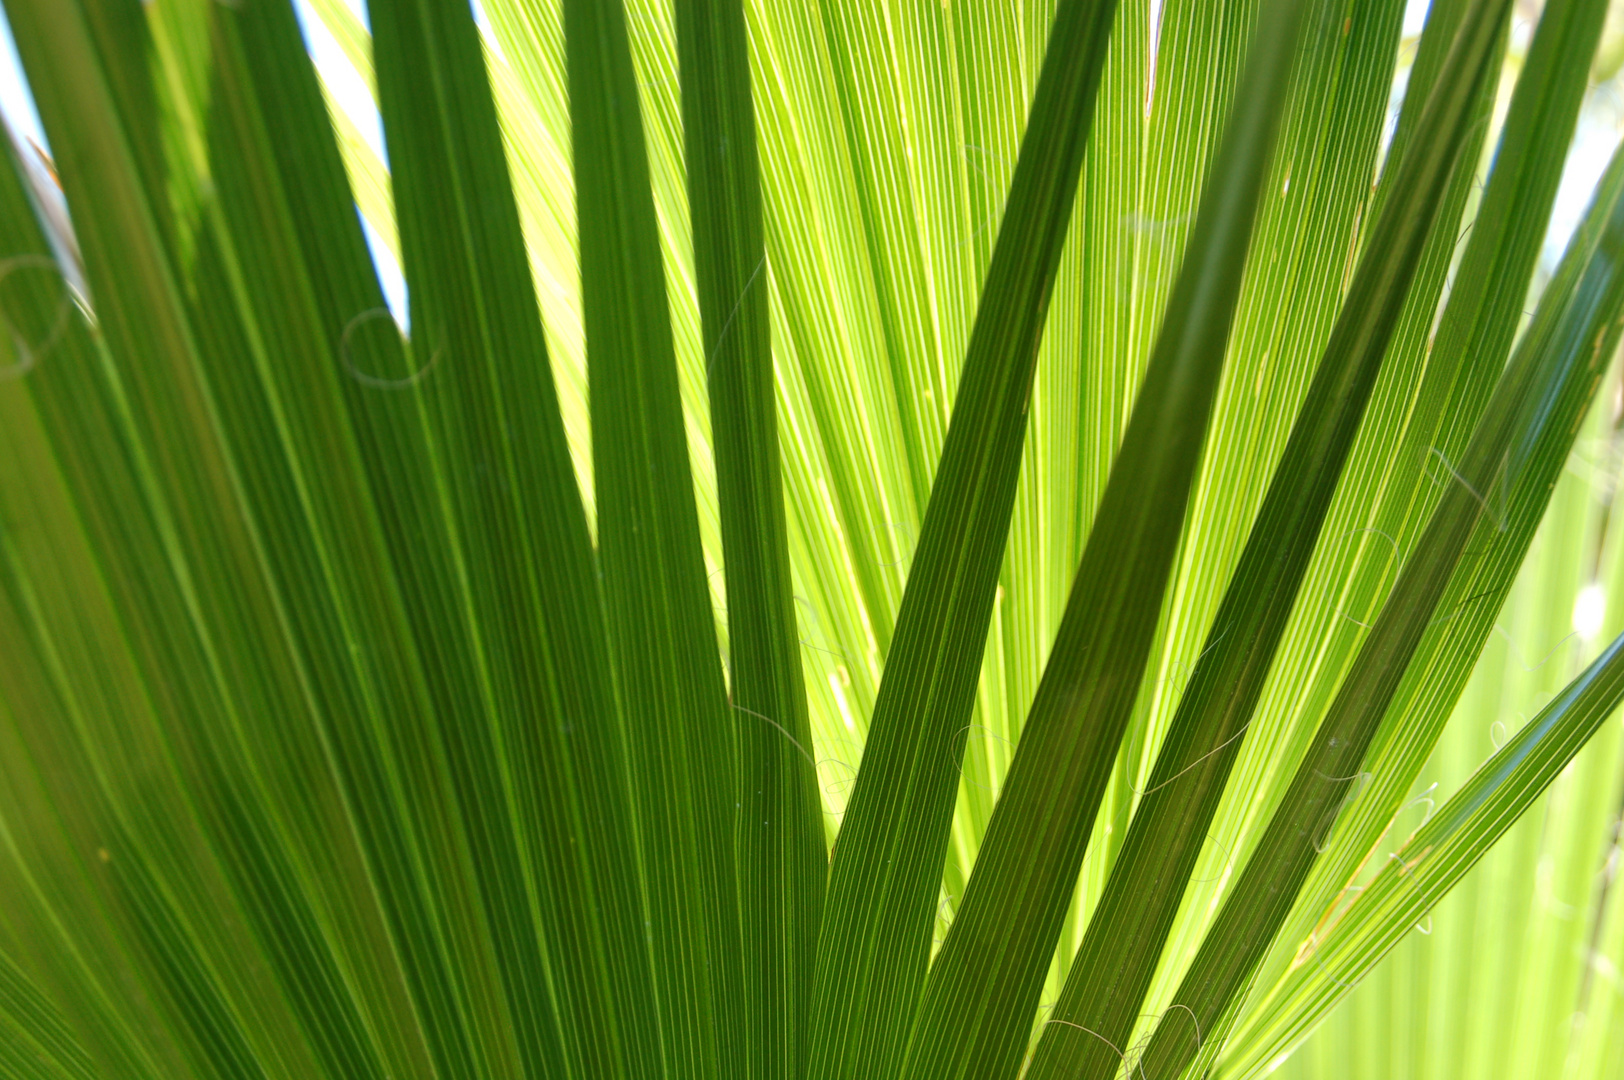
[1,1,1623,1079]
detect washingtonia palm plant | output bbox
[2,0,1624,1078]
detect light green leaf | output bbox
[1136,12,1621,1068]
[1018,0,1556,1067]
[802,0,1123,1074]
[1228,622,1624,1073]
[903,2,1306,1076]
[1222,131,1624,1077]
[673,0,826,1076]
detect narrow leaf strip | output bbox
[561,0,746,1074]
[1234,626,1624,1074]
[901,2,1304,1078]
[1027,0,1577,1074]
[674,0,825,1076]
[1219,137,1624,1077]
[1135,22,1624,1080]
[804,1,1123,1075]
[368,1,658,1077]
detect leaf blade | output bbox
[1131,9,1624,1073]
[901,2,1308,1075]
[1024,0,1596,1072]
[559,0,748,1072]
[673,0,825,1075]
[1218,134,1624,1077]
[802,0,1123,1074]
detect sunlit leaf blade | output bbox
[1,2,1619,1079]
[1033,0,1502,1028]
[1117,1,1501,1045]
[308,0,373,77]
[803,0,1122,1074]
[1026,15,1529,1080]
[674,0,825,1076]
[1026,0,1599,1074]
[1140,0,1500,1012]
[1079,0,1468,1032]
[1136,26,1624,1080]
[1068,0,1291,913]
[1246,0,1611,1013]
[1220,135,1624,1077]
[560,0,748,1074]
[901,2,1303,1076]
[1231,623,1624,1073]
[1571,782,1624,1076]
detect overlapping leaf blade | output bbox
[1025,0,1599,1074]
[369,1,669,1076]
[1017,0,1536,1072]
[673,0,825,1076]
[0,6,425,1079]
[1232,616,1624,1074]
[1131,8,1624,1073]
[1068,0,1482,1033]
[902,3,1305,1076]
[1250,0,1611,1003]
[803,1,1122,1074]
[559,0,750,1073]
[0,2,1618,1080]
[0,4,448,1079]
[1222,134,1624,1077]
[2,3,659,1080]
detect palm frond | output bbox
[2,1,1623,1079]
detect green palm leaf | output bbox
[3,1,1624,1079]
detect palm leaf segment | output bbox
[1,1,1623,1079]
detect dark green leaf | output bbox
[560,0,747,1073]
[803,0,1122,1075]
[674,0,825,1076]
[902,1,1306,1076]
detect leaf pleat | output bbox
[801,0,1123,1074]
[558,0,750,1074]
[899,2,1307,1076]
[673,0,826,1076]
[1023,0,1599,1073]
